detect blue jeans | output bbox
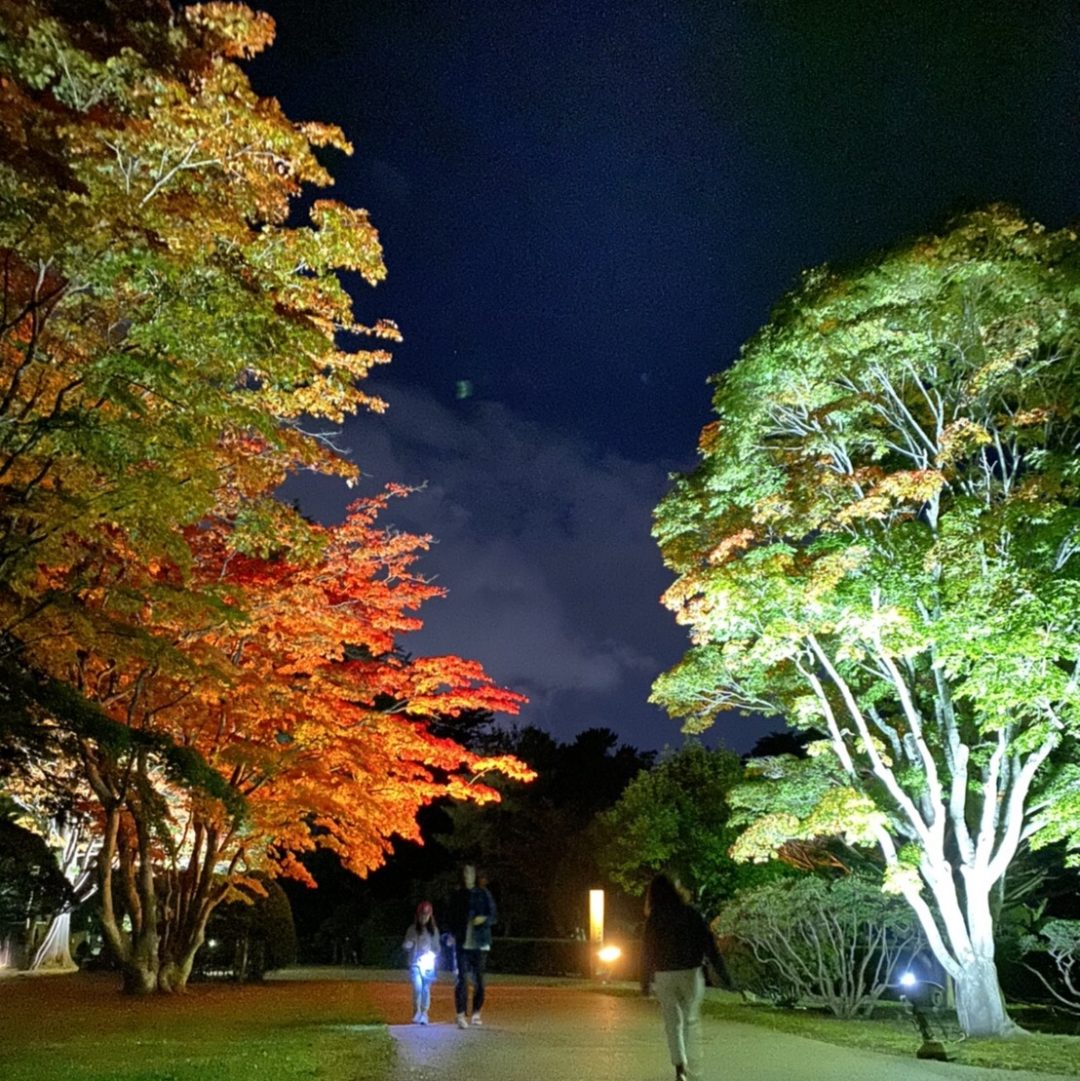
[454,946,488,1015]
[410,965,434,1013]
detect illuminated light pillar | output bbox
[589,889,604,977]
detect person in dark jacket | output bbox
[446,863,497,1029]
[641,873,732,1081]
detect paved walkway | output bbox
[275,970,1078,1081]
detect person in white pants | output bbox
[640,874,732,1081]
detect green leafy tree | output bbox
[0,0,397,607]
[652,207,1080,1037]
[597,741,750,913]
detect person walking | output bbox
[447,863,497,1029]
[640,873,732,1081]
[403,900,440,1024]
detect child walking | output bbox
[403,901,440,1024]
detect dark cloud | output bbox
[253,0,1075,756]
[282,382,767,752]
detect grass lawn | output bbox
[0,972,394,1081]
[697,993,1080,1076]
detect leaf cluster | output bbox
[653,206,1080,863]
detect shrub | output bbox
[199,876,297,981]
[1021,919,1080,1014]
[714,874,925,1018]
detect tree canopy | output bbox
[438,725,652,936]
[597,741,749,913]
[0,0,530,992]
[652,207,1080,1036]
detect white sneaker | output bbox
[412,1010,423,1024]
[456,1013,468,1029]
[470,1013,482,1026]
[419,1012,429,1025]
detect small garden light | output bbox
[897,972,949,1062]
[594,942,622,982]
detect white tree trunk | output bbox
[897,846,1022,1037]
[951,881,1021,1037]
[28,820,99,973]
[31,911,76,971]
[810,628,1058,1040]
[954,955,1015,1038]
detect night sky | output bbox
[248,0,1078,754]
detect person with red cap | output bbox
[403,900,440,1024]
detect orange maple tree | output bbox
[0,1,532,994]
[26,492,528,992]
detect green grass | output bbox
[697,993,1080,1076]
[0,973,394,1081]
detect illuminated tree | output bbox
[653,208,1080,1036]
[1,663,121,973]
[597,741,748,913]
[0,801,73,967]
[0,2,532,993]
[17,494,528,992]
[0,0,397,632]
[20,791,100,972]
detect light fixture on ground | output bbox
[899,972,949,1061]
[595,942,622,981]
[588,890,604,944]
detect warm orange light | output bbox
[598,944,621,964]
[589,888,604,944]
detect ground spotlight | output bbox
[897,972,948,1061]
[598,944,621,965]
